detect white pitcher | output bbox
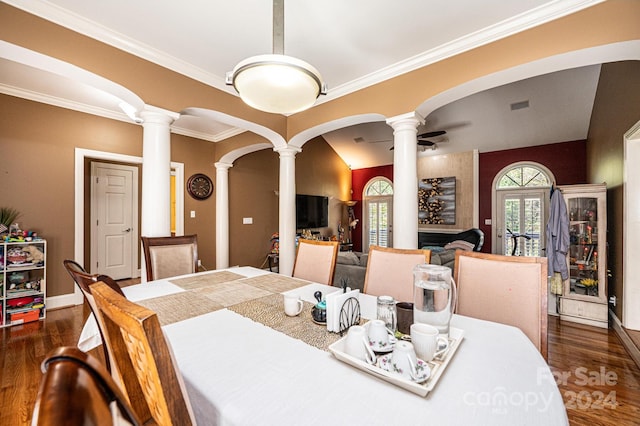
[413,264,456,337]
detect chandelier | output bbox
[225,0,327,114]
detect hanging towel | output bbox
[546,188,570,280]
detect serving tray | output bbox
[328,326,464,396]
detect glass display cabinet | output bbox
[558,184,608,328]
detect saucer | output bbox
[377,354,431,383]
[369,335,397,353]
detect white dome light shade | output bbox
[226,54,327,114]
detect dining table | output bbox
[79,266,569,426]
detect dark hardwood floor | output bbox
[1,305,639,425]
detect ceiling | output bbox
[1,0,605,168]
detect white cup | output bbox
[410,323,449,362]
[389,341,419,380]
[367,319,395,352]
[284,294,303,316]
[344,325,376,364]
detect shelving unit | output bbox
[0,240,46,326]
[558,184,607,328]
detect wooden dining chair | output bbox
[292,239,339,285]
[454,250,548,360]
[141,234,199,281]
[363,246,431,303]
[31,346,141,426]
[91,281,196,425]
[63,259,124,373]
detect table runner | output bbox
[138,272,338,347]
[238,274,310,292]
[137,291,224,326]
[169,270,245,289]
[229,293,346,351]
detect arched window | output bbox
[492,163,554,256]
[363,177,393,251]
[366,179,393,196]
[497,165,551,189]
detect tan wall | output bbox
[417,151,474,231]
[587,60,640,319]
[171,134,217,269]
[228,137,351,268]
[0,95,143,296]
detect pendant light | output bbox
[225,0,327,114]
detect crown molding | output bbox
[5,0,604,106]
[1,84,242,142]
[0,83,132,123]
[171,125,245,143]
[320,0,605,104]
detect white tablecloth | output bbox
[80,267,568,425]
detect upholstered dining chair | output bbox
[363,246,431,303]
[91,281,196,425]
[63,259,124,373]
[454,250,548,360]
[292,239,340,286]
[141,234,199,281]
[31,346,141,426]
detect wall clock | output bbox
[187,173,213,200]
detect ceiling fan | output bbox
[389,130,447,150]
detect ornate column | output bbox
[139,107,178,282]
[215,162,233,269]
[274,146,301,276]
[139,106,179,238]
[387,112,422,249]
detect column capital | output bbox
[386,111,424,131]
[214,162,234,170]
[139,105,180,125]
[273,145,302,157]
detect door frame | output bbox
[71,148,184,305]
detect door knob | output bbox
[123,228,132,232]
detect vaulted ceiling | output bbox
[0,1,612,168]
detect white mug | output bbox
[367,319,395,352]
[284,294,303,316]
[344,325,376,364]
[389,341,419,380]
[410,323,449,362]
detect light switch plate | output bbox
[190,210,196,218]
[243,217,253,224]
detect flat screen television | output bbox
[296,194,328,229]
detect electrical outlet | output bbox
[609,295,617,306]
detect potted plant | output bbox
[0,207,20,234]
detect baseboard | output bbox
[46,291,83,310]
[610,309,640,370]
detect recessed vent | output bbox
[510,100,530,111]
[353,137,365,143]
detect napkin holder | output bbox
[325,289,360,334]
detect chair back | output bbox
[63,259,124,373]
[91,281,196,425]
[31,346,141,426]
[141,235,198,281]
[363,246,431,302]
[292,239,339,285]
[454,251,548,359]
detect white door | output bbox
[364,196,393,252]
[91,162,138,279]
[496,189,546,256]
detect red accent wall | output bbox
[351,165,393,251]
[479,140,587,252]
[350,141,587,253]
